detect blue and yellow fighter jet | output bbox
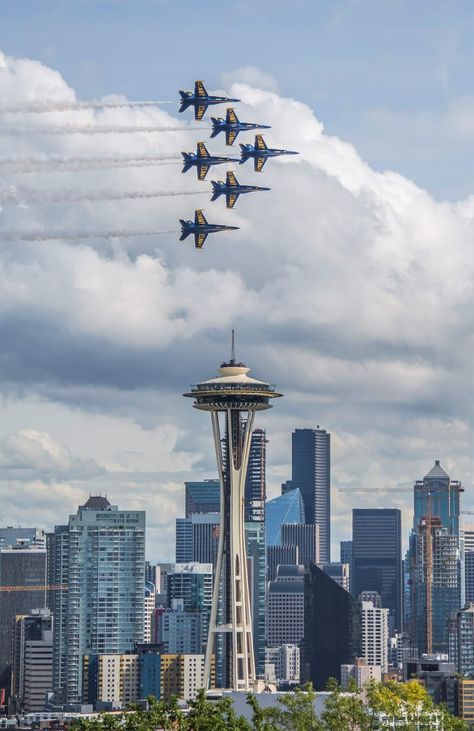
[210,171,270,209]
[210,108,271,146]
[239,134,298,172]
[181,142,239,181]
[179,209,239,249]
[179,81,240,121]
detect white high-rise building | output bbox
[361,600,389,672]
[265,644,300,683]
[144,583,156,644]
[266,566,305,647]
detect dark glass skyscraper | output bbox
[291,427,331,562]
[303,563,360,690]
[185,480,220,518]
[352,508,402,631]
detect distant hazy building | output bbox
[448,604,474,676]
[0,528,46,550]
[11,609,53,712]
[167,563,212,647]
[265,489,305,547]
[360,600,389,672]
[319,562,350,592]
[340,540,352,566]
[159,599,202,654]
[144,582,156,644]
[267,545,299,582]
[266,566,305,647]
[352,508,402,631]
[48,496,145,703]
[185,480,220,518]
[291,427,331,562]
[265,644,300,684]
[414,461,462,537]
[341,657,382,689]
[281,523,319,565]
[303,563,360,690]
[0,545,47,691]
[175,514,220,565]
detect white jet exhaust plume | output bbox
[0,124,201,135]
[0,100,175,113]
[0,154,181,174]
[0,187,207,205]
[0,228,175,242]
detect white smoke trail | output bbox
[0,124,201,136]
[0,100,175,113]
[0,154,182,174]
[0,228,175,242]
[0,186,207,205]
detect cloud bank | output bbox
[0,51,472,559]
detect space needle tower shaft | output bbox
[184,333,282,691]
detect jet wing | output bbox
[227,171,238,187]
[255,134,268,150]
[197,164,210,180]
[254,156,267,172]
[195,81,208,98]
[197,142,210,158]
[226,192,239,209]
[195,232,208,248]
[226,129,238,146]
[226,108,238,124]
[195,104,207,121]
[195,209,208,226]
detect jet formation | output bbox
[178,80,298,248]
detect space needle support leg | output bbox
[203,410,225,689]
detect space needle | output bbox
[184,333,282,691]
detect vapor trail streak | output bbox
[0,125,202,136]
[0,155,182,174]
[0,187,206,205]
[0,229,175,242]
[0,100,175,113]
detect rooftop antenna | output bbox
[230,329,235,364]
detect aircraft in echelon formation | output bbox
[181,142,239,180]
[239,134,299,172]
[179,81,240,121]
[210,171,270,209]
[179,209,239,248]
[210,108,270,146]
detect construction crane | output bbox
[0,584,67,592]
[336,482,412,493]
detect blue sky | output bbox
[1,0,473,198]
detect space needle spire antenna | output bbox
[184,339,282,691]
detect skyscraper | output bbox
[48,496,145,702]
[414,461,462,536]
[167,563,213,651]
[352,509,402,631]
[265,489,305,547]
[281,523,319,565]
[267,545,299,581]
[244,429,267,523]
[266,566,305,647]
[184,339,281,691]
[291,427,331,562]
[303,563,360,691]
[11,609,53,712]
[409,462,462,655]
[185,480,220,518]
[175,513,220,565]
[0,546,47,694]
[360,600,389,672]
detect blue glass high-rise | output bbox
[266,489,305,547]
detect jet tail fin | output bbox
[181,153,193,174]
[178,91,192,113]
[210,181,221,201]
[179,221,190,241]
[210,119,220,138]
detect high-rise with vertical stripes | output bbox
[291,427,331,562]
